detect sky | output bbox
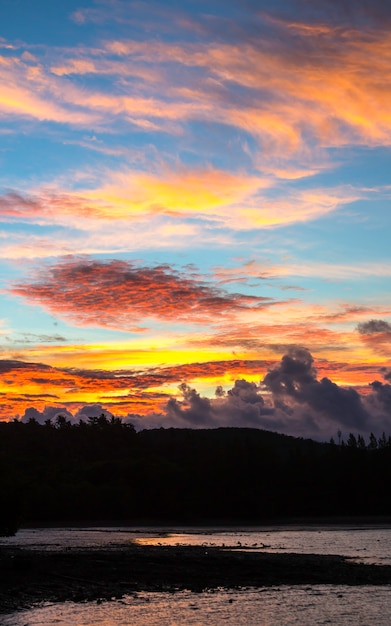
[1,0,391,440]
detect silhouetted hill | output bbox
[1,418,390,528]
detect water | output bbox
[3,586,391,625]
[2,525,391,625]
[2,524,391,564]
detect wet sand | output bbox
[1,544,391,614]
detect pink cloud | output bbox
[9,258,275,330]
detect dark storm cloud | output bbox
[164,378,273,429]
[262,347,369,430]
[361,379,391,435]
[368,380,391,412]
[384,370,391,382]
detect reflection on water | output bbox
[2,526,391,624]
[2,525,391,564]
[132,527,391,565]
[3,586,391,626]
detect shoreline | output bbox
[18,515,391,530]
[2,544,391,615]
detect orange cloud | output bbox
[213,259,391,283]
[0,171,362,240]
[1,349,385,424]
[0,55,98,126]
[100,25,391,152]
[9,258,275,330]
[83,167,267,220]
[0,356,278,422]
[126,359,271,390]
[0,358,172,420]
[3,15,391,155]
[0,168,267,224]
[7,256,391,378]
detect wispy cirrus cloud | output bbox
[213,259,391,284]
[0,217,206,260]
[81,22,391,152]
[0,54,99,126]
[0,172,362,246]
[2,5,391,155]
[1,4,391,254]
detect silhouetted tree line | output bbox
[1,415,391,531]
[333,430,391,450]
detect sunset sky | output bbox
[1,0,391,439]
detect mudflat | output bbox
[1,544,391,614]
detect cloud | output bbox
[0,54,99,126]
[213,259,391,283]
[262,347,370,431]
[289,0,391,28]
[0,216,207,260]
[5,333,67,345]
[82,167,269,221]
[0,359,51,374]
[0,192,43,218]
[357,319,391,335]
[22,405,74,424]
[109,359,270,390]
[134,348,390,437]
[98,20,391,153]
[163,379,273,429]
[356,319,391,358]
[74,403,113,422]
[3,3,391,159]
[4,168,264,225]
[9,258,275,330]
[0,358,172,421]
[127,349,385,436]
[0,173,362,244]
[188,298,389,363]
[363,378,391,433]
[3,350,391,438]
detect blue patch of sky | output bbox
[303,202,391,262]
[1,289,143,343]
[0,0,91,45]
[0,135,94,187]
[1,292,60,334]
[0,261,25,286]
[176,120,258,171]
[344,152,391,189]
[305,147,391,189]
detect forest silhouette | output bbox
[1,416,391,534]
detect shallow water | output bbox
[3,586,391,626]
[2,524,391,564]
[2,525,391,625]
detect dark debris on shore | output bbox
[1,544,391,614]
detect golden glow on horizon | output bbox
[1,3,391,433]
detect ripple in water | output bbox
[3,586,391,626]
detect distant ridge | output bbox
[0,420,390,526]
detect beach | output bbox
[2,543,391,614]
